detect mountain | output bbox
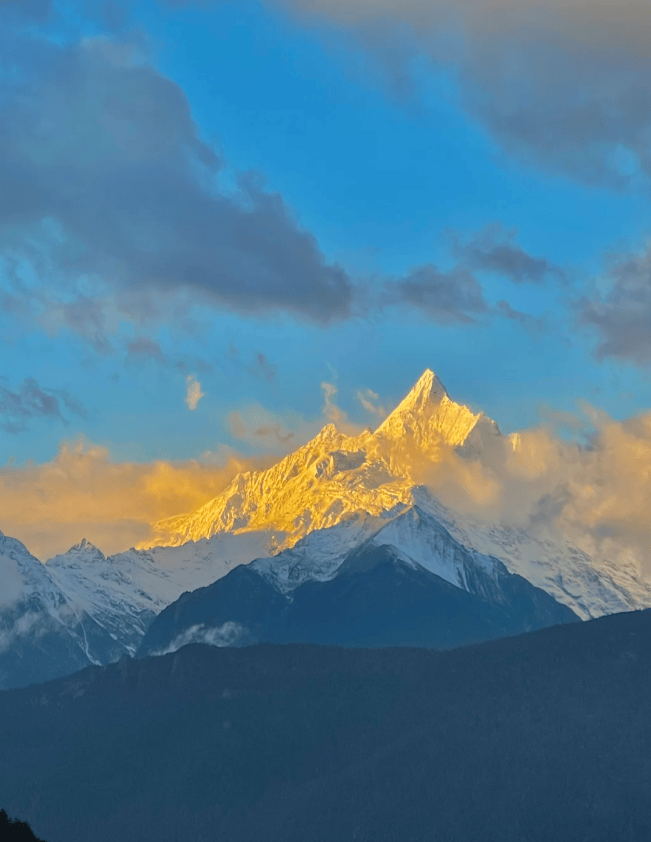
[4,611,651,842]
[143,370,651,621]
[23,368,650,678]
[0,532,124,690]
[46,532,272,655]
[139,509,578,656]
[145,370,493,549]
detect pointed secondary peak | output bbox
[316,422,339,438]
[69,538,104,557]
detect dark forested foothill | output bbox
[2,608,651,842]
[0,810,46,841]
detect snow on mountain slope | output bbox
[146,425,411,550]
[47,540,179,654]
[145,370,490,550]
[409,487,648,620]
[249,492,651,620]
[38,368,651,660]
[0,531,124,689]
[249,510,399,593]
[46,532,273,654]
[140,368,651,620]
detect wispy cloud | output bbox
[496,300,547,334]
[0,378,86,434]
[126,337,167,365]
[450,226,566,286]
[575,239,651,364]
[228,407,301,453]
[152,622,252,657]
[251,352,277,382]
[184,375,204,411]
[356,388,387,422]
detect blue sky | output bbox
[2,0,651,472]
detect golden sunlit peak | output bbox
[376,369,449,434]
[314,422,340,439]
[406,369,448,403]
[146,369,495,550]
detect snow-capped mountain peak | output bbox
[135,368,651,624]
[144,370,496,550]
[374,369,496,452]
[379,368,448,419]
[49,539,107,568]
[72,538,102,554]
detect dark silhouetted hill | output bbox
[2,608,651,842]
[0,809,46,841]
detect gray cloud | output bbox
[60,296,114,355]
[496,300,547,334]
[251,352,277,382]
[385,264,488,324]
[0,29,353,330]
[0,378,87,434]
[0,0,51,21]
[227,345,278,382]
[576,242,651,364]
[102,1,127,31]
[0,13,557,345]
[266,0,651,186]
[451,226,565,285]
[126,337,167,365]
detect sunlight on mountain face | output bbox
[138,368,651,610]
[142,370,502,550]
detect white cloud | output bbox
[185,375,204,411]
[0,612,47,654]
[414,407,651,580]
[153,621,251,656]
[356,388,387,421]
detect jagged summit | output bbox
[375,369,490,452]
[378,369,448,426]
[48,539,106,569]
[71,538,102,554]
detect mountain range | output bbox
[2,369,651,689]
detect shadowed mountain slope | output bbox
[3,609,651,842]
[139,540,577,656]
